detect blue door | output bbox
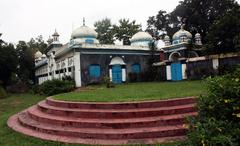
[112,65,122,84]
[171,62,182,81]
[89,65,100,78]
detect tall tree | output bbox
[205,6,240,54]
[171,0,239,43]
[28,35,47,53]
[146,10,178,39]
[16,41,35,84]
[94,18,114,44]
[113,19,141,45]
[0,42,18,87]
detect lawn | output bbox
[0,80,205,146]
[54,80,206,102]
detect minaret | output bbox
[195,33,202,45]
[52,29,59,42]
[164,35,171,46]
[83,17,85,26]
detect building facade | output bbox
[35,25,159,87]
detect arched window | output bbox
[131,64,141,73]
[89,64,101,78]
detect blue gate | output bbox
[171,62,182,81]
[112,65,122,84]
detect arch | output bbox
[109,57,125,65]
[188,51,199,58]
[169,51,181,61]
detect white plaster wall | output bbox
[212,58,219,70]
[166,65,171,80]
[182,64,187,79]
[122,68,126,82]
[74,52,82,87]
[109,69,112,82]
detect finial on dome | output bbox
[83,17,85,26]
[181,24,185,30]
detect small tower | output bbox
[195,33,202,45]
[164,35,171,46]
[52,29,59,42]
[47,36,53,45]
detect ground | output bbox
[54,80,205,102]
[0,81,205,146]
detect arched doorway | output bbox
[109,57,126,84]
[169,52,182,81]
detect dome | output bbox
[71,26,98,39]
[164,35,170,41]
[41,54,47,58]
[35,51,42,59]
[172,27,192,40]
[130,31,153,42]
[195,33,201,38]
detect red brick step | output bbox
[18,111,187,139]
[38,100,196,119]
[28,105,197,129]
[46,96,196,109]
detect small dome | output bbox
[41,54,47,58]
[195,33,201,38]
[172,27,192,40]
[35,51,42,59]
[130,31,153,42]
[164,35,170,41]
[71,26,98,39]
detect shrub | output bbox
[181,66,240,146]
[6,82,29,93]
[39,79,75,96]
[103,76,115,88]
[0,86,7,99]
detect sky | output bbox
[0,0,239,44]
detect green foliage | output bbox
[103,76,115,88]
[94,18,114,44]
[0,43,18,87]
[112,19,141,45]
[182,67,240,146]
[37,79,75,96]
[16,41,35,84]
[54,80,205,102]
[0,86,7,99]
[205,6,240,54]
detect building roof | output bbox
[130,31,153,42]
[71,26,98,39]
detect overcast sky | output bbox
[0,0,239,44]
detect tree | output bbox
[112,19,141,45]
[16,41,35,84]
[146,10,179,39]
[205,6,240,54]
[28,35,47,53]
[94,18,114,44]
[171,0,239,43]
[0,42,18,87]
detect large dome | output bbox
[172,28,192,41]
[35,51,42,59]
[130,31,153,42]
[71,26,98,39]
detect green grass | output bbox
[0,80,205,145]
[0,94,183,146]
[54,80,206,102]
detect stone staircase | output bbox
[8,97,197,145]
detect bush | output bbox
[38,79,75,96]
[103,76,115,88]
[6,82,29,93]
[0,86,7,99]
[181,67,240,146]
